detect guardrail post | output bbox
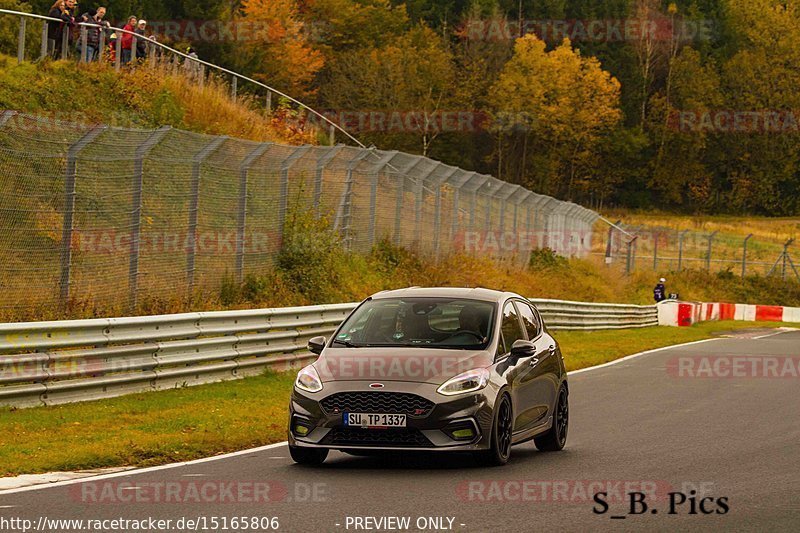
[329,124,335,147]
[128,127,170,312]
[742,233,753,277]
[706,230,718,271]
[266,91,272,114]
[17,16,26,64]
[79,26,88,63]
[678,229,689,271]
[59,126,106,311]
[236,143,271,283]
[40,20,48,60]
[187,136,227,298]
[231,76,237,101]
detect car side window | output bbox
[517,301,541,340]
[498,301,525,355]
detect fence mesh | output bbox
[0,111,599,319]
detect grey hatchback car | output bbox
[288,287,568,466]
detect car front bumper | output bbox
[288,380,499,452]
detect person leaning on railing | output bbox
[78,6,110,62]
[46,0,74,58]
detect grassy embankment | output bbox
[1,320,795,477]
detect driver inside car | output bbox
[459,305,488,340]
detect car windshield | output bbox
[333,297,495,350]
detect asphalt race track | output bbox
[2,331,799,532]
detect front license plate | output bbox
[343,412,407,428]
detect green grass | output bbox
[2,320,794,477]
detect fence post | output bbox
[314,146,342,218]
[40,20,48,60]
[98,27,105,62]
[653,231,659,271]
[367,151,398,247]
[17,16,26,64]
[742,233,753,277]
[333,151,370,249]
[115,35,121,71]
[392,157,425,245]
[706,230,718,271]
[678,229,689,271]
[60,25,69,59]
[79,26,88,63]
[131,34,137,64]
[280,145,311,248]
[266,91,272,114]
[128,127,170,312]
[187,136,227,298]
[626,236,638,275]
[329,124,336,147]
[59,126,106,311]
[231,76,237,101]
[235,143,271,283]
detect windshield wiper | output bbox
[332,339,364,348]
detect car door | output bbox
[516,300,560,427]
[496,300,542,433]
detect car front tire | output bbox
[474,393,513,467]
[534,386,568,452]
[289,445,329,465]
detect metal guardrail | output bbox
[0,8,364,147]
[0,298,657,408]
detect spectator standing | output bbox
[80,7,109,62]
[184,47,201,81]
[135,20,148,60]
[653,278,667,303]
[47,0,73,58]
[120,16,136,65]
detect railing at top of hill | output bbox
[0,8,364,148]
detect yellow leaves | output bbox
[490,35,622,145]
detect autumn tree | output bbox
[235,0,324,98]
[317,25,456,156]
[489,35,622,200]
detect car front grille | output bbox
[322,427,432,447]
[320,391,435,417]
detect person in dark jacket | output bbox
[79,7,109,62]
[47,0,73,58]
[653,278,667,303]
[134,20,148,60]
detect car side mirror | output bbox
[308,336,326,356]
[510,339,536,359]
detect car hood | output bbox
[314,347,494,385]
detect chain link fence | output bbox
[0,111,599,319]
[599,222,799,280]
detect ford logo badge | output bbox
[369,383,384,389]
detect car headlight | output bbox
[295,364,323,393]
[437,368,490,396]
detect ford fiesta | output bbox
[288,287,568,466]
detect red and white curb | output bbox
[658,300,800,327]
